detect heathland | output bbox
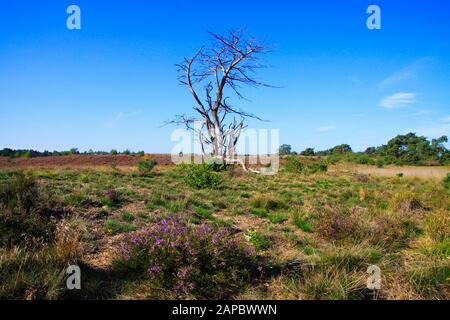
[0,153,448,300]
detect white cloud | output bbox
[377,57,431,89]
[317,125,336,132]
[380,92,417,109]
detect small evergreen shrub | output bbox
[136,159,157,176]
[115,217,256,298]
[183,164,222,189]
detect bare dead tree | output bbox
[171,30,272,171]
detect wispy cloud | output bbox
[440,115,450,123]
[377,57,431,89]
[412,109,432,116]
[380,92,417,109]
[104,110,141,128]
[317,125,336,132]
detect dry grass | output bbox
[0,161,448,300]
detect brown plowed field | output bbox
[0,154,174,169]
[0,154,277,170]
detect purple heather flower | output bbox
[187,283,195,291]
[177,267,190,279]
[147,264,162,277]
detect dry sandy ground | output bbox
[333,163,450,180]
[0,155,448,179]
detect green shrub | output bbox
[376,159,385,168]
[183,164,222,189]
[306,161,328,174]
[284,157,327,175]
[137,159,157,176]
[284,156,304,173]
[443,173,450,190]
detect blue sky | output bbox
[1,0,449,153]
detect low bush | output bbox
[314,208,367,242]
[306,161,328,174]
[284,157,327,175]
[183,164,222,189]
[389,191,423,213]
[114,217,256,298]
[0,172,62,247]
[443,173,450,190]
[284,156,304,173]
[136,159,157,176]
[101,188,122,207]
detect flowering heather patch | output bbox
[115,217,257,298]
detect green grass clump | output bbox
[244,229,270,250]
[105,220,137,235]
[250,208,268,218]
[121,212,135,222]
[268,212,289,224]
[291,210,313,232]
[194,206,213,219]
[250,196,283,211]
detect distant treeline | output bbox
[0,148,145,158]
[280,133,450,166]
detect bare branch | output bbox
[170,30,274,163]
